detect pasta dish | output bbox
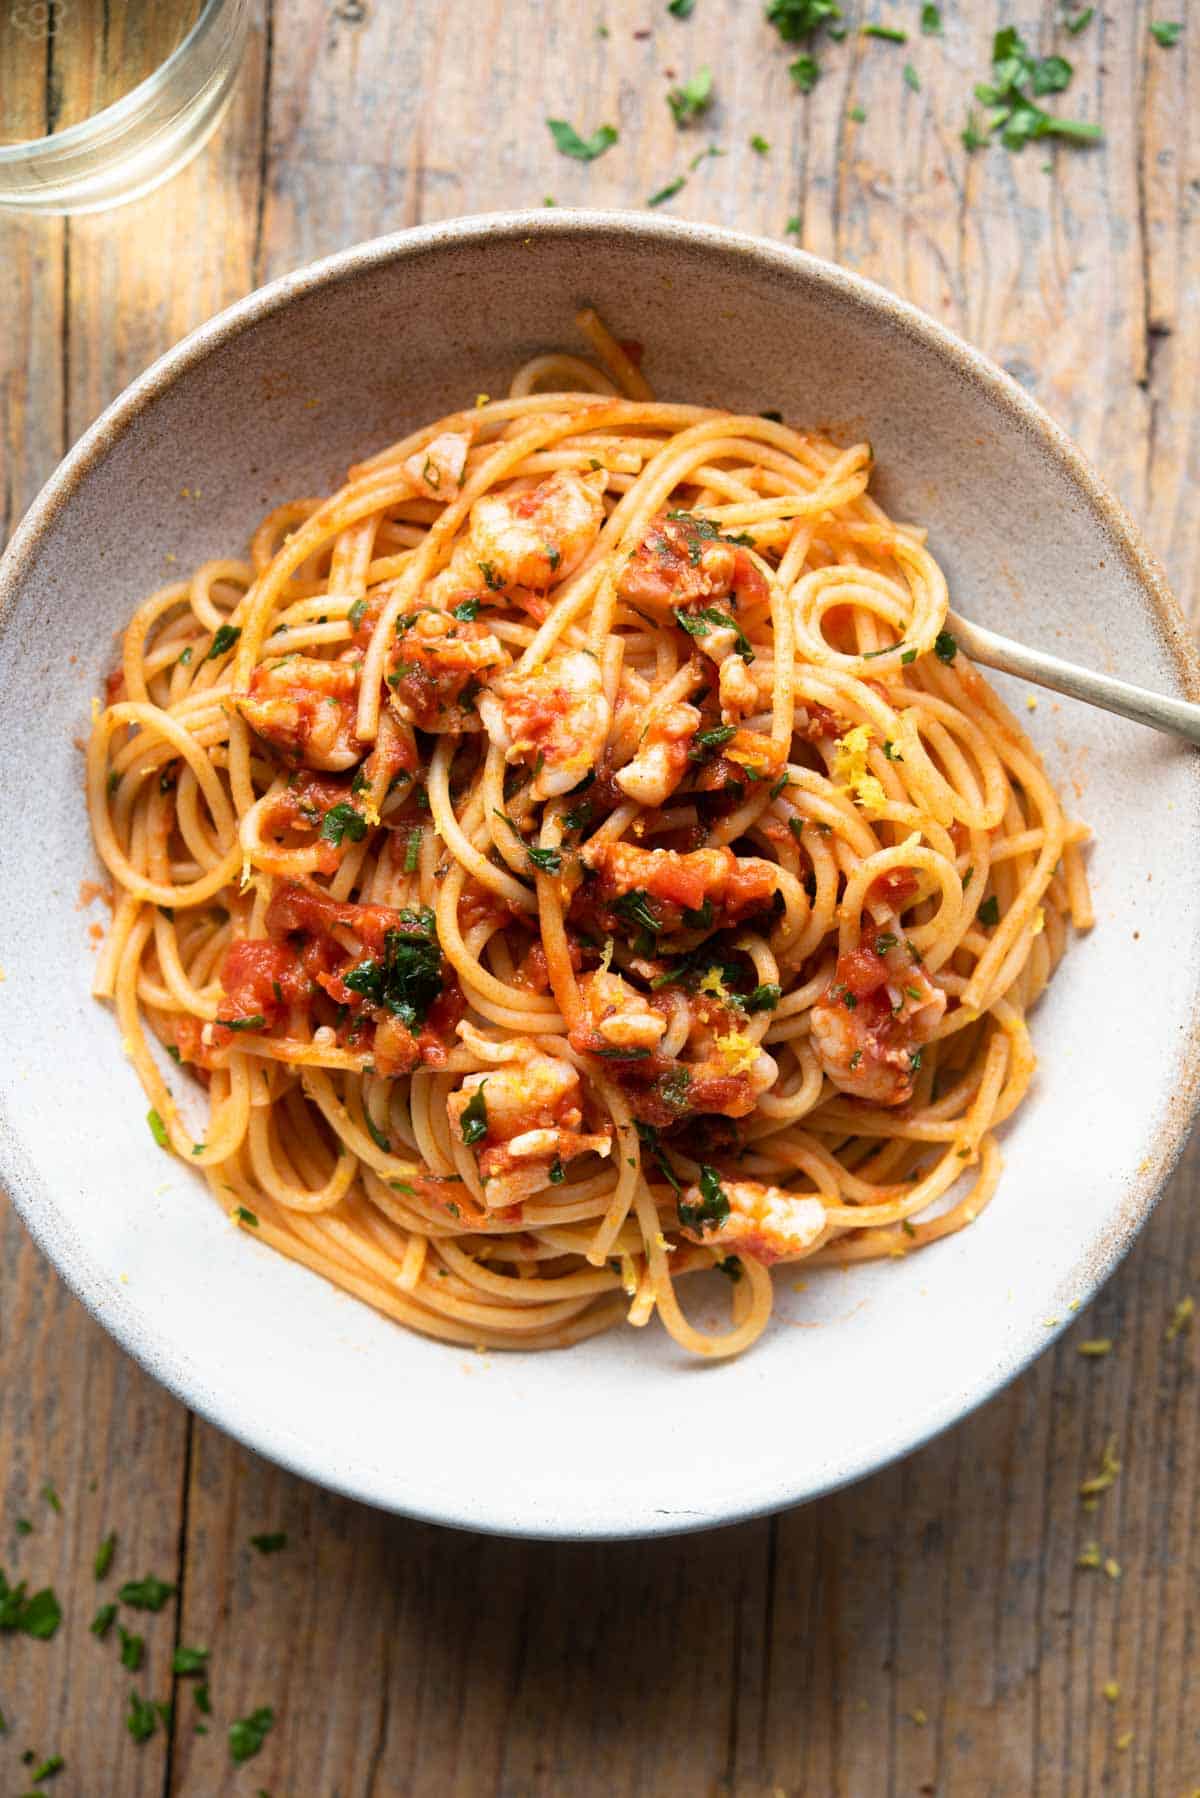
[86,311,1092,1358]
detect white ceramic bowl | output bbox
[3,213,1199,1538]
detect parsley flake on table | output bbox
[229,1706,276,1763]
[903,61,920,91]
[1150,21,1183,45]
[1064,5,1094,32]
[667,0,696,14]
[172,1645,209,1675]
[750,133,770,153]
[545,119,619,161]
[862,23,907,41]
[249,1531,288,1554]
[0,1568,62,1639]
[93,1531,117,1579]
[30,1753,64,1782]
[90,1602,117,1639]
[648,175,687,207]
[118,1625,144,1672]
[118,1573,175,1612]
[966,27,1102,153]
[920,4,942,33]
[789,53,820,91]
[126,1691,158,1745]
[668,66,713,126]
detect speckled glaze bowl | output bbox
[2,213,1199,1539]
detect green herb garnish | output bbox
[678,1164,731,1233]
[668,67,713,126]
[118,1574,175,1612]
[1150,22,1183,47]
[249,1532,287,1554]
[319,801,368,848]
[172,1645,209,1675]
[546,118,619,160]
[146,1109,169,1150]
[459,1083,489,1146]
[94,1532,117,1580]
[230,1706,275,1764]
[934,629,958,663]
[648,177,687,207]
[126,1692,158,1744]
[205,623,241,662]
[978,895,1000,927]
[90,1602,117,1639]
[118,1625,144,1671]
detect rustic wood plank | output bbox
[0,8,269,1792]
[3,2,1200,1794]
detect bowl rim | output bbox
[3,208,1200,1540]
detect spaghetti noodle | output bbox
[87,310,1092,1359]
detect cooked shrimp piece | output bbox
[402,430,471,501]
[478,649,611,799]
[581,840,777,924]
[810,930,946,1106]
[576,969,668,1051]
[386,608,508,732]
[618,515,770,628]
[677,1175,827,1264]
[718,655,759,718]
[237,655,363,771]
[469,470,605,590]
[447,1042,611,1206]
[615,702,701,807]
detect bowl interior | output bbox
[3,215,1199,1537]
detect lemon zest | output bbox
[713,1030,759,1076]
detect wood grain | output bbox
[3,3,1200,1793]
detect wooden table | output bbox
[3,4,1199,1792]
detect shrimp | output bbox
[810,929,946,1106]
[576,969,668,1052]
[447,1042,611,1207]
[677,1174,827,1264]
[386,608,509,732]
[236,655,363,771]
[615,702,701,808]
[478,649,611,799]
[469,470,606,591]
[402,430,471,501]
[581,840,778,926]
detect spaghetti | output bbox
[87,310,1092,1359]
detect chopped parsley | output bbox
[172,1645,209,1675]
[649,176,687,206]
[194,1682,212,1715]
[526,844,563,875]
[1065,5,1094,31]
[126,1691,158,1744]
[90,1602,117,1639]
[146,1108,169,1150]
[546,118,619,161]
[882,740,903,761]
[234,1206,259,1227]
[348,598,367,630]
[177,645,194,665]
[94,1531,117,1580]
[364,1115,390,1154]
[610,889,663,939]
[0,1571,61,1638]
[862,23,906,41]
[745,982,782,1012]
[1150,22,1183,47]
[205,623,241,661]
[548,1158,565,1185]
[715,1256,742,1281]
[404,828,422,873]
[249,1531,287,1555]
[563,796,593,831]
[119,1625,144,1671]
[790,53,820,91]
[341,908,442,1030]
[668,66,714,126]
[118,1574,175,1612]
[901,648,918,664]
[690,724,737,758]
[459,1083,489,1146]
[668,0,696,13]
[977,896,1000,928]
[229,1706,275,1763]
[750,133,770,153]
[920,4,941,32]
[225,1013,265,1033]
[903,61,920,91]
[674,604,755,662]
[452,597,480,622]
[934,628,958,663]
[678,1164,731,1233]
[847,102,866,120]
[319,801,368,848]
[30,1753,64,1782]
[966,27,1102,154]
